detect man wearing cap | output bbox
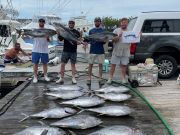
[56,19,81,84]
[32,18,50,83]
[87,17,107,85]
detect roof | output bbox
[138,11,180,19]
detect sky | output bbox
[1,0,180,22]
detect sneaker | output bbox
[99,79,105,85]
[33,76,38,83]
[107,78,112,85]
[72,77,77,84]
[86,80,91,85]
[56,77,64,84]
[44,75,50,82]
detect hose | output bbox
[92,73,175,135]
[74,56,175,135]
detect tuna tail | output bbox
[19,113,30,122]
[40,130,48,135]
[75,106,86,114]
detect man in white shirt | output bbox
[32,18,50,83]
[107,18,130,84]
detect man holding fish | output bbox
[56,19,82,84]
[86,17,108,85]
[32,18,51,83]
[107,18,130,84]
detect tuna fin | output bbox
[19,113,30,122]
[38,121,47,126]
[75,106,86,114]
[40,129,48,135]
[41,117,48,120]
[32,95,41,100]
[68,130,77,135]
[97,113,104,116]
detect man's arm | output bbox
[58,34,64,41]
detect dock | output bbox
[0,65,171,135]
[139,81,180,135]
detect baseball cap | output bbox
[94,17,101,22]
[38,18,45,23]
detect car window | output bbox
[142,20,174,33]
[173,20,180,32]
[128,18,137,31]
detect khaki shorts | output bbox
[111,55,129,65]
[88,54,105,64]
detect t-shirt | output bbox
[58,29,80,53]
[33,37,49,53]
[112,28,130,57]
[89,27,105,54]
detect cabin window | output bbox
[0,25,11,37]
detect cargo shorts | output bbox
[88,54,105,64]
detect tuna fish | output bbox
[53,22,80,43]
[96,93,132,102]
[93,86,129,93]
[85,31,117,42]
[20,107,77,122]
[46,85,83,91]
[51,114,102,129]
[44,90,85,100]
[88,125,145,135]
[87,105,133,116]
[17,28,57,37]
[13,126,66,135]
[59,96,105,107]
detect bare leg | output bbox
[121,65,127,80]
[33,64,38,77]
[71,63,76,78]
[43,64,48,76]
[109,64,116,79]
[60,63,65,78]
[88,64,93,80]
[99,64,103,79]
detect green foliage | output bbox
[102,16,119,32]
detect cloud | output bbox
[1,0,179,21]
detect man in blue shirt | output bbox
[87,17,106,85]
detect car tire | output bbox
[155,55,177,79]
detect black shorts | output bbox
[4,58,18,64]
[61,52,77,64]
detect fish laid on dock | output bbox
[88,125,145,135]
[93,86,130,93]
[96,93,132,102]
[59,96,105,107]
[51,114,102,129]
[20,107,77,122]
[87,105,133,116]
[44,90,85,100]
[13,126,66,135]
[46,85,83,91]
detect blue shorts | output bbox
[32,52,49,64]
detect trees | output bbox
[102,17,119,32]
